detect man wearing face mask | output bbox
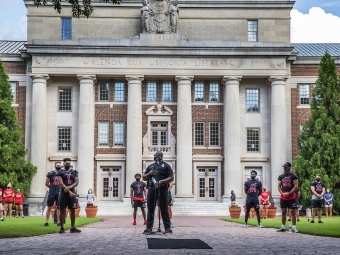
[130,173,147,226]
[44,161,62,226]
[243,170,263,228]
[142,151,174,234]
[57,158,80,233]
[277,162,299,233]
[310,174,325,223]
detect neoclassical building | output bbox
[1,0,339,214]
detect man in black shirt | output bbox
[130,173,147,225]
[143,151,174,234]
[243,170,263,228]
[310,174,325,223]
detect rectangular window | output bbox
[194,122,204,146]
[209,82,219,102]
[246,89,259,112]
[58,127,71,151]
[209,122,219,146]
[61,18,72,40]
[98,121,109,146]
[194,81,204,102]
[99,81,109,101]
[247,128,260,152]
[147,81,157,102]
[10,82,16,104]
[59,87,72,111]
[162,81,172,102]
[114,82,125,101]
[114,122,124,146]
[300,84,310,105]
[248,20,258,42]
[151,123,168,146]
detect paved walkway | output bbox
[0,216,339,255]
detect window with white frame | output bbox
[99,81,109,101]
[194,81,204,102]
[209,82,219,102]
[209,122,219,146]
[248,20,258,42]
[59,87,72,111]
[58,127,71,151]
[194,122,204,146]
[246,89,259,112]
[147,81,157,102]
[247,128,259,152]
[98,121,109,146]
[151,123,167,146]
[114,122,124,146]
[61,18,72,40]
[300,84,310,105]
[10,82,16,104]
[114,82,125,101]
[162,81,172,102]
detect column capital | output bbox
[222,76,242,85]
[125,75,144,83]
[175,76,194,84]
[29,74,49,82]
[77,75,97,82]
[268,76,289,85]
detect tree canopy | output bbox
[293,52,340,213]
[33,0,121,18]
[0,60,37,195]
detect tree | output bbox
[0,60,37,196]
[293,52,340,213]
[33,0,121,18]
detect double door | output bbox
[197,168,217,201]
[100,168,121,201]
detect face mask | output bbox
[316,178,321,182]
[251,175,256,180]
[65,164,71,169]
[284,167,290,174]
[154,157,160,162]
[136,178,141,182]
[89,191,92,194]
[327,190,330,193]
[56,166,61,170]
[263,189,266,191]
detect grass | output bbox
[222,216,340,238]
[0,217,104,238]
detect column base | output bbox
[174,195,195,202]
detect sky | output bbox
[0,0,340,43]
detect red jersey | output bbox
[260,191,270,204]
[15,192,25,205]
[4,188,14,203]
[0,188,2,202]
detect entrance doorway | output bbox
[197,168,217,201]
[100,167,121,201]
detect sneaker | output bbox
[277,227,286,232]
[171,223,174,228]
[57,223,61,227]
[59,228,65,233]
[165,228,173,234]
[310,220,314,223]
[287,219,291,221]
[16,216,18,218]
[292,229,299,233]
[242,223,248,228]
[44,223,49,226]
[143,220,147,225]
[318,220,323,223]
[258,223,263,228]
[132,221,137,225]
[297,219,300,222]
[70,227,81,233]
[264,217,267,219]
[143,228,152,235]
[22,216,24,218]
[0,218,4,221]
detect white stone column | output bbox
[269,76,288,198]
[125,75,144,198]
[29,74,49,198]
[77,75,96,196]
[222,76,242,202]
[175,76,194,201]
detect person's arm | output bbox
[130,187,134,203]
[297,191,301,199]
[289,179,298,195]
[320,186,326,197]
[159,176,174,185]
[143,186,147,201]
[310,184,317,196]
[63,175,79,194]
[278,180,285,196]
[45,177,50,188]
[143,167,155,181]
[244,184,248,194]
[258,186,263,196]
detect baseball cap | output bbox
[282,162,291,167]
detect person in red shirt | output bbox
[14,189,25,218]
[0,187,3,221]
[259,186,270,219]
[4,183,15,218]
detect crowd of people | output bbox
[0,183,25,221]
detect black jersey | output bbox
[57,169,78,192]
[144,161,173,187]
[311,181,325,199]
[244,179,262,198]
[130,181,146,198]
[46,170,60,195]
[278,172,298,193]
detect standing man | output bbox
[130,173,147,226]
[230,190,236,205]
[0,186,3,221]
[310,174,325,223]
[3,183,14,218]
[44,161,62,226]
[259,186,269,219]
[57,158,80,234]
[277,162,299,233]
[142,151,174,234]
[243,170,263,228]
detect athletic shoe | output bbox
[258,223,263,228]
[0,218,4,221]
[22,216,24,218]
[57,223,61,227]
[310,220,314,223]
[287,219,291,221]
[292,229,299,233]
[264,217,267,219]
[143,228,152,234]
[164,228,173,234]
[44,223,49,226]
[70,227,81,233]
[277,227,286,232]
[16,216,18,218]
[59,228,65,233]
[318,220,323,223]
[132,221,137,225]
[242,223,248,228]
[144,220,147,225]
[297,219,300,222]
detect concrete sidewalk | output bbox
[0,216,339,255]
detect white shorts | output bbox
[324,204,333,208]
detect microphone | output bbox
[156,157,159,165]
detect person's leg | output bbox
[244,205,251,224]
[290,208,296,225]
[4,204,9,218]
[141,207,147,222]
[168,205,172,220]
[133,207,138,223]
[0,204,3,220]
[146,187,156,230]
[281,207,287,226]
[329,206,333,218]
[317,207,322,222]
[19,205,23,217]
[70,209,75,228]
[260,204,264,218]
[159,189,171,230]
[264,205,268,219]
[16,205,19,217]
[45,206,52,224]
[255,207,261,225]
[8,204,12,218]
[311,200,316,222]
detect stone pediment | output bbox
[145,103,173,116]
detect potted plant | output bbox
[75,204,81,218]
[229,204,242,218]
[85,205,98,218]
[267,205,277,218]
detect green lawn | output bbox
[222,216,340,238]
[0,217,104,238]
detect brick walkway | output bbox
[0,216,339,255]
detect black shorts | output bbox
[46,193,59,207]
[58,192,77,210]
[312,199,324,208]
[280,199,298,209]
[133,200,146,208]
[246,198,259,209]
